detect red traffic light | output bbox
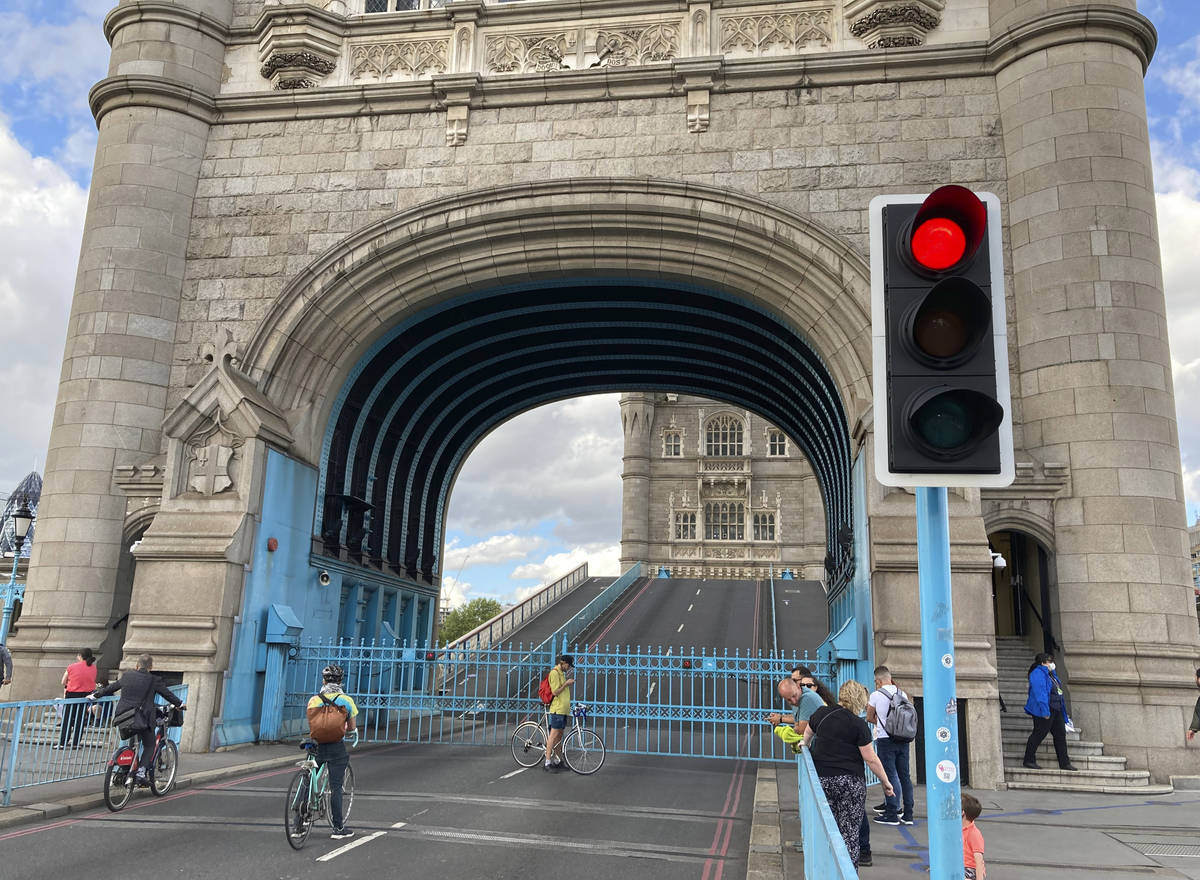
[909,185,986,272]
[424,651,436,661]
[682,659,693,669]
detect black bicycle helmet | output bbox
[321,664,344,684]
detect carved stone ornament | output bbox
[185,411,243,497]
[485,32,576,74]
[261,50,337,89]
[591,24,679,67]
[350,39,450,80]
[844,0,944,48]
[719,9,833,56]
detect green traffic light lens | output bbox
[911,395,972,451]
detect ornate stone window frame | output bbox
[765,427,789,457]
[661,417,686,457]
[704,412,745,458]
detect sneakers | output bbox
[900,817,915,826]
[871,803,887,814]
[543,761,558,771]
[858,853,873,867]
[330,827,355,840]
[873,816,900,826]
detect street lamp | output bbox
[0,496,34,646]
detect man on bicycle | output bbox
[543,654,574,771]
[91,654,185,785]
[306,664,358,839]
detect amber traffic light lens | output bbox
[913,307,968,359]
[911,217,967,270]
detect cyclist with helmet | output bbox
[306,664,358,839]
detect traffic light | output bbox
[870,186,1014,488]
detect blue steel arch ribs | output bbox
[318,281,855,586]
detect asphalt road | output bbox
[0,742,754,880]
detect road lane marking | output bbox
[696,589,701,595]
[316,830,386,861]
[688,604,693,612]
[648,682,657,699]
[666,647,673,656]
[677,624,685,632]
[391,821,408,829]
[499,767,529,779]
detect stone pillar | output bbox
[13,1,233,698]
[993,1,1199,780]
[619,393,656,568]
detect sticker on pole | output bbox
[935,760,957,783]
[941,653,953,669]
[936,726,951,743]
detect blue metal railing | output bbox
[445,562,589,651]
[282,638,832,761]
[542,561,644,654]
[796,747,859,878]
[1,684,187,806]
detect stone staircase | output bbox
[995,636,1173,794]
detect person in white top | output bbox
[865,665,914,825]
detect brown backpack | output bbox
[307,693,348,744]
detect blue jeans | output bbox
[876,737,914,821]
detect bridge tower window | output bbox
[704,502,745,540]
[663,430,682,457]
[753,513,776,541]
[767,430,788,457]
[705,414,744,457]
[674,512,696,540]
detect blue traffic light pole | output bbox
[915,486,964,880]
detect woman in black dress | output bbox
[807,679,894,867]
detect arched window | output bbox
[753,513,775,541]
[704,502,745,540]
[767,430,787,457]
[663,431,682,457]
[705,414,744,457]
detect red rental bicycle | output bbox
[102,705,185,811]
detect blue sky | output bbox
[0,2,1198,609]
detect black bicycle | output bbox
[102,705,184,811]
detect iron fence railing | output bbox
[796,747,860,878]
[283,639,832,761]
[0,684,187,806]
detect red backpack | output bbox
[537,671,554,706]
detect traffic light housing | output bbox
[870,187,1014,487]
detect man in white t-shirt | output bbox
[866,665,914,826]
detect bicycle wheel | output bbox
[562,728,606,775]
[284,770,313,850]
[325,764,355,829]
[103,759,134,811]
[151,740,179,796]
[510,721,547,767]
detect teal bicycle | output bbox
[284,730,358,849]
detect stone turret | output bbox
[619,393,656,569]
[992,0,1197,779]
[14,0,235,702]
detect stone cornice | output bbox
[90,75,218,127]
[989,4,1157,74]
[104,1,230,46]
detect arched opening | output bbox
[988,529,1060,656]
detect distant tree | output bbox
[438,597,503,645]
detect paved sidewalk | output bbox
[754,765,1200,879]
[0,742,303,830]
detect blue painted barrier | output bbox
[0,684,187,806]
[796,747,859,878]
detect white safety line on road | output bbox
[500,767,529,779]
[677,624,685,632]
[695,589,701,595]
[687,604,693,612]
[647,681,657,699]
[666,647,673,656]
[391,821,408,829]
[316,830,386,862]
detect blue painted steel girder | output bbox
[320,281,853,585]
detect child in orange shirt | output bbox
[962,792,986,879]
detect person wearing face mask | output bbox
[1021,652,1077,771]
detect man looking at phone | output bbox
[544,654,575,771]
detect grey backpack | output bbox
[880,688,918,743]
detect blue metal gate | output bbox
[282,640,833,762]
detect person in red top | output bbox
[961,792,986,880]
[56,648,99,749]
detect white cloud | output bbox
[0,7,111,120]
[510,543,622,585]
[0,123,87,493]
[440,575,472,610]
[442,533,547,576]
